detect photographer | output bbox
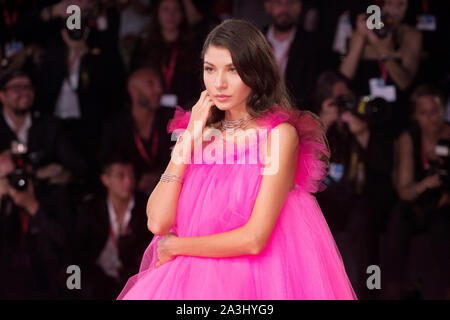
[384,84,450,299]
[0,150,75,299]
[35,1,126,193]
[0,69,86,298]
[314,71,395,299]
[339,0,422,133]
[0,69,86,181]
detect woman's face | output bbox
[101,164,135,201]
[383,0,408,26]
[331,81,351,99]
[203,46,251,112]
[158,0,183,31]
[414,95,444,133]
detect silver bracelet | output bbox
[160,173,184,184]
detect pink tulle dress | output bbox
[117,105,357,300]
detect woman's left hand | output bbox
[155,232,178,268]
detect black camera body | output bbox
[62,18,90,41]
[428,140,450,191]
[334,95,392,127]
[373,11,395,39]
[6,141,30,192]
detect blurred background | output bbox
[0,0,449,300]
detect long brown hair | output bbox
[137,0,197,73]
[201,19,294,126]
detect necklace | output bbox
[220,115,255,135]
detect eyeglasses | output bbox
[4,84,34,92]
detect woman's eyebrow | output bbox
[204,61,234,67]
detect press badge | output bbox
[329,163,344,183]
[160,94,178,108]
[416,14,437,31]
[369,78,397,102]
[4,40,23,58]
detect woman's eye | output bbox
[204,67,214,72]
[229,68,237,73]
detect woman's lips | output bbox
[215,95,231,102]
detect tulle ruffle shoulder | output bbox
[166,104,330,194]
[167,105,191,135]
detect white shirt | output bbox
[333,11,353,55]
[266,25,297,78]
[2,109,32,145]
[96,197,135,279]
[54,50,82,119]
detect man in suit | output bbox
[263,0,320,110]
[34,18,127,192]
[71,152,153,300]
[0,69,87,179]
[0,68,84,299]
[100,67,176,196]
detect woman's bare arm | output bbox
[170,122,299,257]
[339,14,368,80]
[146,137,191,236]
[147,91,214,236]
[384,28,422,90]
[182,0,203,26]
[339,32,366,80]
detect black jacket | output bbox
[35,36,126,129]
[263,24,320,110]
[71,192,152,298]
[0,184,74,299]
[0,110,87,178]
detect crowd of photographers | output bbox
[0,0,449,300]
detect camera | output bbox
[62,18,90,41]
[373,11,395,39]
[427,140,450,191]
[6,141,30,192]
[334,95,392,127]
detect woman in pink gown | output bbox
[118,19,357,300]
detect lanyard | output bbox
[68,51,81,73]
[422,0,429,13]
[378,60,388,82]
[421,147,430,170]
[134,129,159,166]
[19,209,29,250]
[162,48,178,89]
[1,0,21,28]
[109,223,131,249]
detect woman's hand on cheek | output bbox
[155,232,179,268]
